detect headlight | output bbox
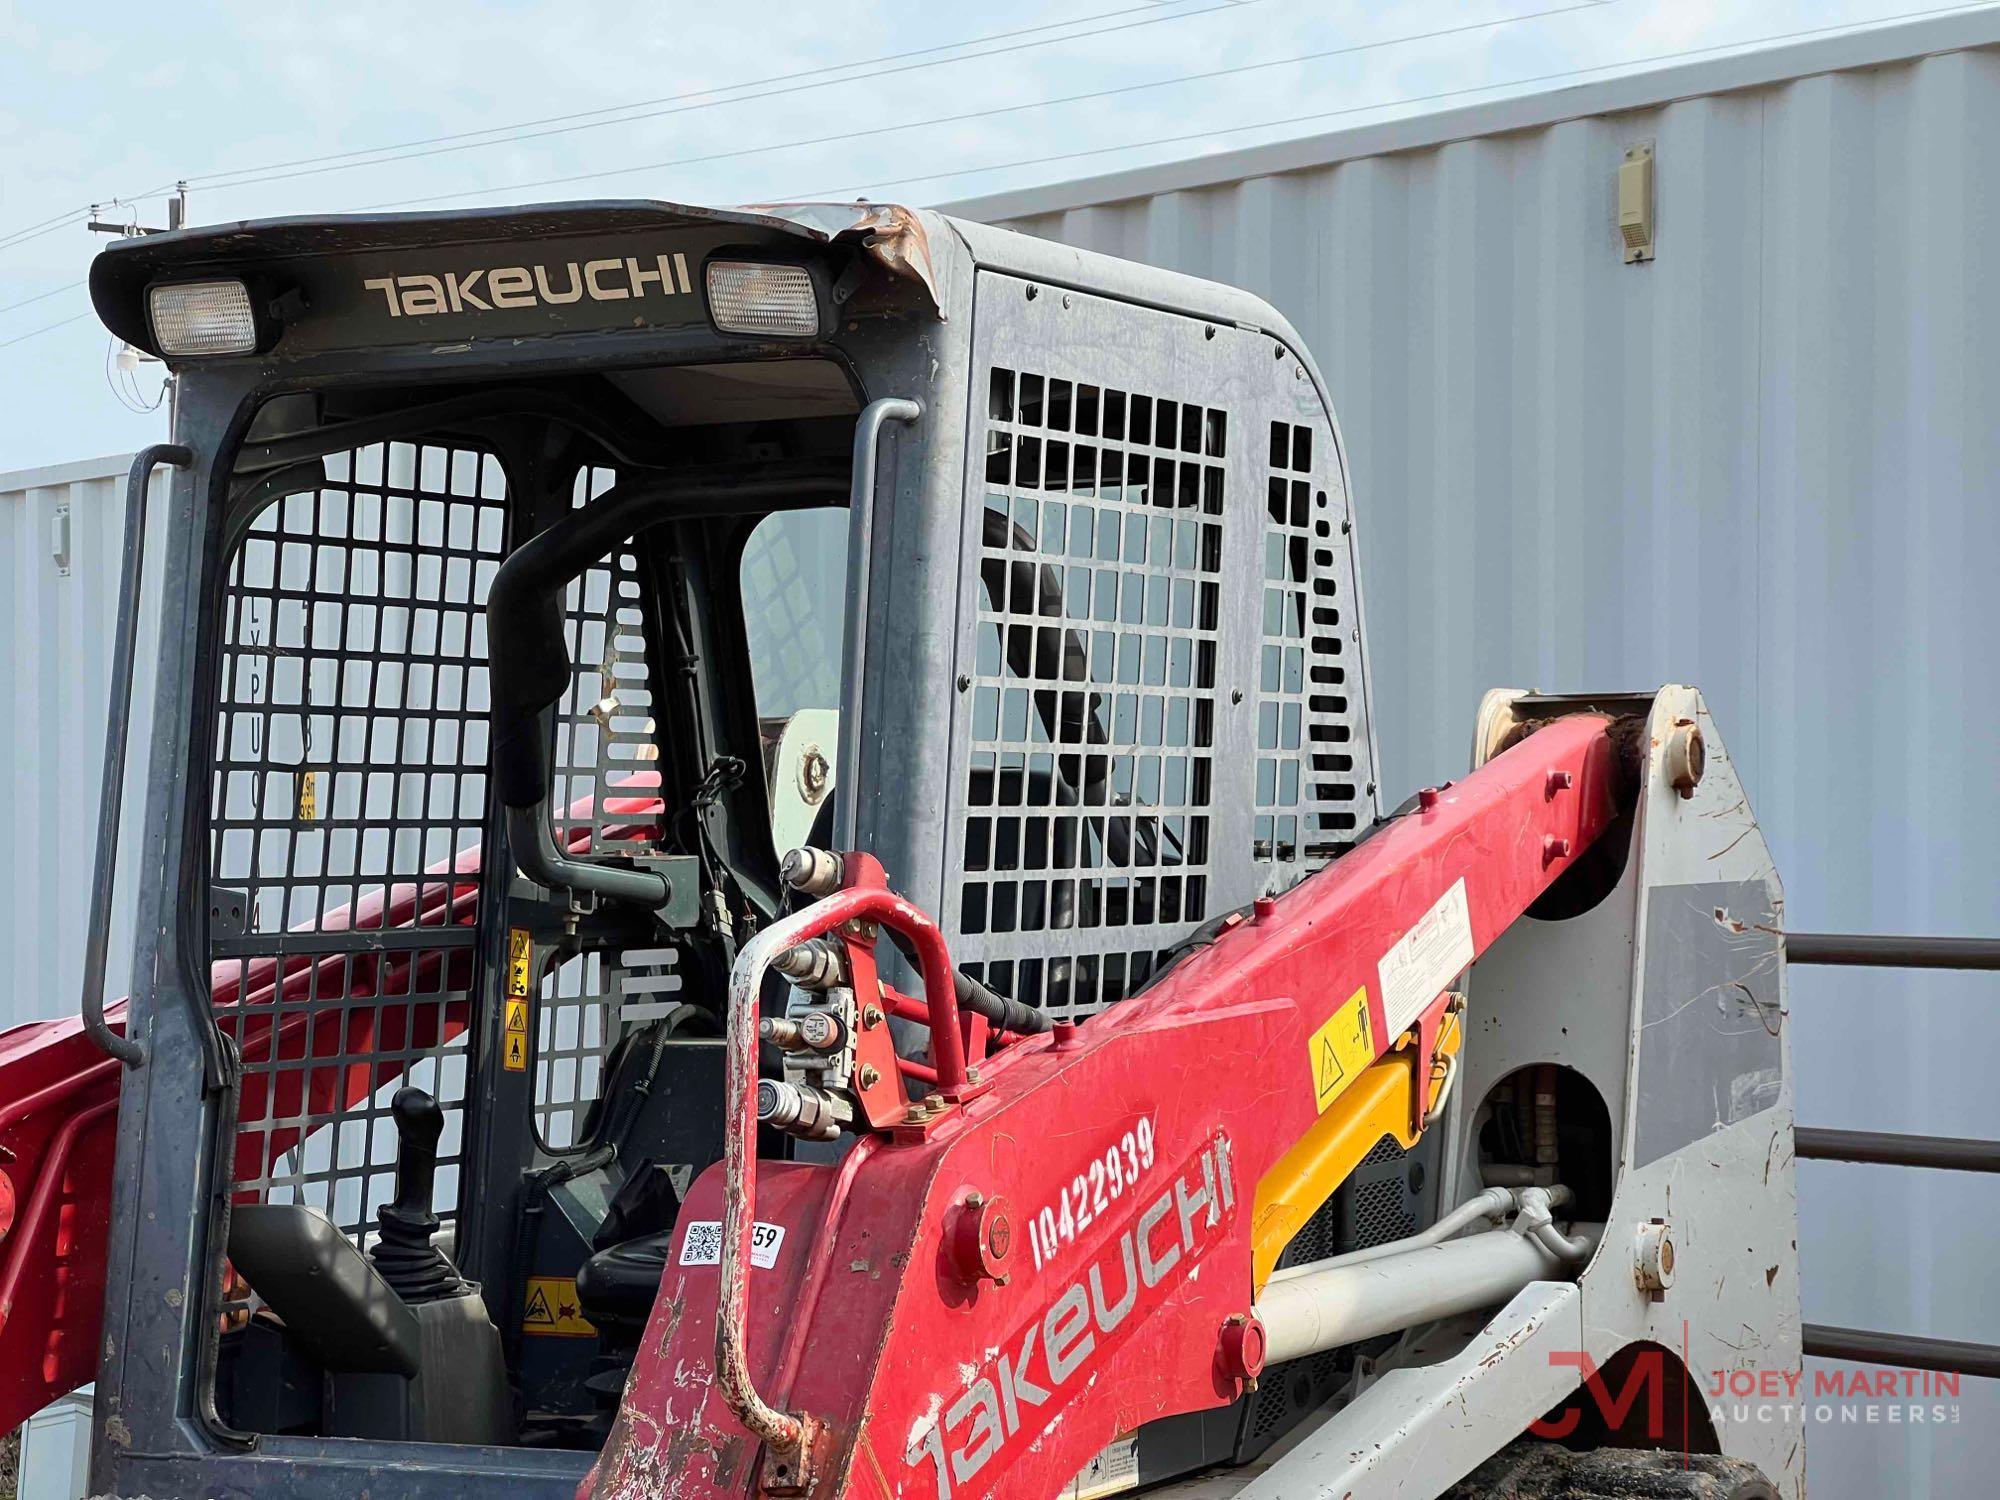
[148,280,258,356]
[705,261,820,338]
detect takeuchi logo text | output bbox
[362,252,695,318]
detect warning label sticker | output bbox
[1064,1433,1140,1500]
[521,1276,595,1338]
[507,928,534,997]
[503,959,532,1073]
[1378,877,1474,1037]
[1308,987,1375,1112]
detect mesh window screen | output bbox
[534,466,670,1150]
[956,368,1225,1020]
[209,441,506,1243]
[1260,420,1362,874]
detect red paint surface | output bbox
[587,715,1623,1500]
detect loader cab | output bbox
[83,200,1382,1496]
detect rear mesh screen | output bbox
[1259,420,1362,870]
[957,369,1225,1019]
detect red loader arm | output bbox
[586,714,1627,1500]
[0,786,663,1436]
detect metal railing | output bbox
[1786,932,2000,969]
[1790,931,2000,1381]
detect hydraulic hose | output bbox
[884,927,1051,1035]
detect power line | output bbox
[0,212,88,256]
[804,1,2000,202]
[0,309,90,352]
[4,3,1259,250]
[353,0,1621,212]
[0,279,86,319]
[173,0,1260,194]
[2,0,1984,369]
[0,192,156,257]
[0,204,87,244]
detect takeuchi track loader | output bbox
[0,200,1800,1499]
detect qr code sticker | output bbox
[678,1220,787,1268]
[679,1221,724,1266]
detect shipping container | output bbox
[0,453,167,1030]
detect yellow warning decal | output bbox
[503,973,531,1074]
[507,928,534,997]
[1308,987,1374,1112]
[522,1276,595,1338]
[295,768,319,822]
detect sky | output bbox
[0,0,1984,471]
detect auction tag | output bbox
[679,1220,786,1269]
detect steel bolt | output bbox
[956,673,973,692]
[1545,768,1574,799]
[862,1004,885,1029]
[1636,1219,1676,1299]
[1665,719,1706,799]
[798,746,830,801]
[1025,284,1039,301]
[858,1064,881,1089]
[1542,835,1573,866]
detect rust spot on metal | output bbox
[653,1283,687,1357]
[711,1433,747,1488]
[738,202,943,315]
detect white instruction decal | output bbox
[1378,877,1473,1036]
[1065,1433,1141,1500]
[678,1219,786,1269]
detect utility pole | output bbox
[91,182,189,435]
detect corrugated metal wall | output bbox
[0,454,167,1032]
[956,16,2000,1497]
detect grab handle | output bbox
[82,444,192,1067]
[836,398,920,849]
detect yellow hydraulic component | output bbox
[1250,1008,1464,1291]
